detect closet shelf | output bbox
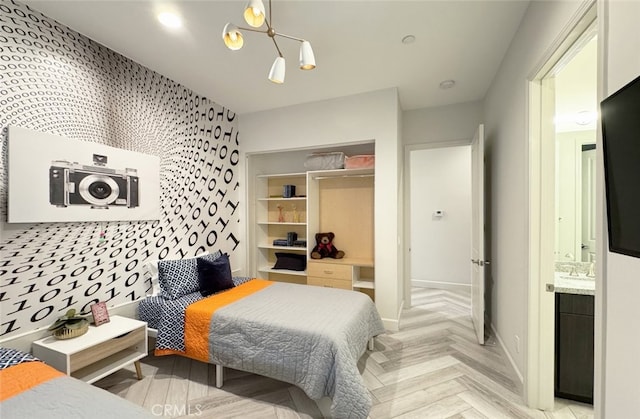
[258,266,307,277]
[258,244,307,251]
[353,280,375,290]
[257,221,306,226]
[258,197,307,202]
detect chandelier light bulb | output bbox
[299,41,316,70]
[222,23,244,50]
[244,0,266,27]
[269,56,286,84]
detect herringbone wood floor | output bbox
[94,288,593,418]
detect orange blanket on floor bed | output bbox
[0,361,63,402]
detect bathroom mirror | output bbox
[553,35,597,264]
[555,133,596,262]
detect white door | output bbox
[471,124,486,345]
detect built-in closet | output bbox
[247,144,375,299]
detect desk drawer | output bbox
[307,276,352,290]
[307,262,352,280]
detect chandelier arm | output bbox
[271,36,283,57]
[274,32,306,43]
[236,26,269,34]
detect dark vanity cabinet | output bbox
[555,293,594,404]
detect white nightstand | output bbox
[32,315,148,384]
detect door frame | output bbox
[403,140,472,308]
[526,0,600,410]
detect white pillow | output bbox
[145,251,208,296]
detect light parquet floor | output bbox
[94,287,593,418]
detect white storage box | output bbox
[304,152,345,170]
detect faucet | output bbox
[569,265,578,277]
[587,261,595,278]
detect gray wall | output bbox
[409,146,471,288]
[483,0,588,381]
[601,0,640,415]
[402,100,483,145]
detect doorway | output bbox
[527,3,597,410]
[404,142,472,307]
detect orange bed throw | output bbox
[0,361,63,402]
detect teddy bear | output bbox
[310,232,345,259]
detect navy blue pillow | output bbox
[197,254,234,297]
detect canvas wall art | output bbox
[8,126,160,223]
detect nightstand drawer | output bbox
[69,326,145,373]
[307,262,352,280]
[307,276,352,290]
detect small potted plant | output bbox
[48,309,90,340]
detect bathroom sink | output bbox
[554,272,595,293]
[558,274,589,281]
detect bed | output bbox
[0,347,155,418]
[138,270,385,419]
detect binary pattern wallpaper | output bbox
[0,0,241,337]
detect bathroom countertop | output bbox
[554,273,595,295]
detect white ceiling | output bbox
[555,37,598,132]
[22,0,531,115]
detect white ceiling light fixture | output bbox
[401,35,416,44]
[222,0,316,84]
[157,12,182,29]
[439,79,456,89]
[575,110,598,125]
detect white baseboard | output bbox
[379,298,404,332]
[0,299,142,353]
[381,317,400,332]
[411,279,471,293]
[490,323,524,385]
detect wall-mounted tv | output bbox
[601,74,640,258]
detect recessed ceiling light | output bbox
[575,110,597,125]
[158,12,182,29]
[401,35,416,44]
[439,80,456,89]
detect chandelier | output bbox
[222,0,316,84]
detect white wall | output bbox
[601,0,640,416]
[239,88,403,329]
[403,101,483,145]
[483,0,587,380]
[409,146,471,288]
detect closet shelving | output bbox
[255,173,308,281]
[249,153,376,299]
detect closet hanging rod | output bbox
[312,174,374,180]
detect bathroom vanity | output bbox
[554,273,594,404]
